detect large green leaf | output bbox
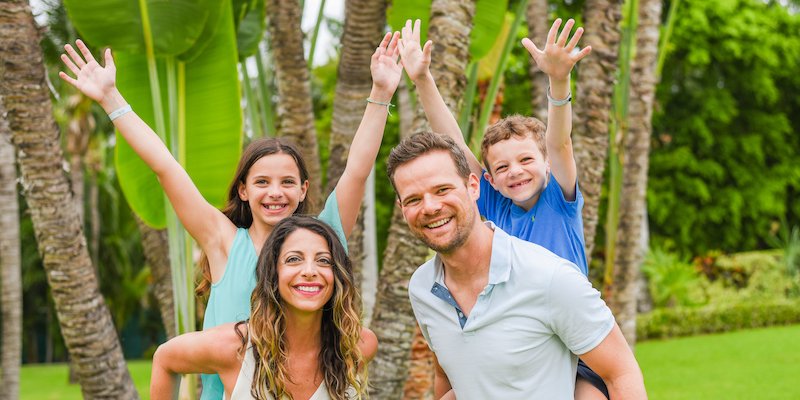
[387,0,506,60]
[115,2,242,228]
[234,0,266,59]
[64,0,212,55]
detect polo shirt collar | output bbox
[431,220,513,286]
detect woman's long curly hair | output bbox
[195,138,310,297]
[244,216,367,399]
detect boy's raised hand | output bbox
[522,18,591,82]
[59,40,117,107]
[398,19,433,82]
[371,31,403,94]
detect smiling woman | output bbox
[149,216,377,400]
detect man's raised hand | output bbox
[521,18,591,82]
[371,31,403,94]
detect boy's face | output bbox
[484,136,549,211]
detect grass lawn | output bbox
[20,324,800,399]
[636,324,800,399]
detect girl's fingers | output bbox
[572,45,592,63]
[422,40,432,61]
[379,32,392,50]
[61,53,80,76]
[557,19,575,47]
[387,31,400,54]
[104,48,116,70]
[521,37,541,55]
[64,44,86,68]
[75,39,97,64]
[566,27,584,51]
[413,19,422,42]
[58,71,78,87]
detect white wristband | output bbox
[546,86,572,106]
[108,104,132,121]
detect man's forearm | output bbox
[605,369,648,400]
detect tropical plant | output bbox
[0,0,137,396]
[642,247,703,308]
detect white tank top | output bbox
[224,345,332,400]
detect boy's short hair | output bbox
[480,115,547,173]
[386,131,472,196]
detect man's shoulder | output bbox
[409,257,437,297]
[504,231,581,274]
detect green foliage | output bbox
[649,0,800,255]
[636,300,800,341]
[643,247,705,307]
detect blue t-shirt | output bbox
[200,190,347,400]
[477,174,588,276]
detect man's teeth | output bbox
[296,285,320,293]
[427,218,451,228]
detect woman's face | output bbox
[277,228,336,315]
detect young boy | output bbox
[398,18,608,399]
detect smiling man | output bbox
[387,132,647,400]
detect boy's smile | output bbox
[484,137,549,211]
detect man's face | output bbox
[393,151,480,254]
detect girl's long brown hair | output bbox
[196,138,310,297]
[242,216,367,399]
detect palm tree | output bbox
[526,0,549,122]
[0,1,137,397]
[369,1,475,397]
[607,0,662,344]
[572,0,624,260]
[0,99,22,400]
[324,0,388,323]
[137,220,176,339]
[266,0,323,211]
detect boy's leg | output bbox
[575,359,610,400]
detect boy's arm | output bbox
[521,19,592,201]
[335,32,402,237]
[399,19,482,176]
[433,354,454,399]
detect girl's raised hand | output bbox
[59,40,117,107]
[521,18,592,82]
[371,31,403,94]
[398,19,432,82]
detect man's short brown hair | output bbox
[386,131,472,196]
[480,115,547,173]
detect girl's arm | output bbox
[59,41,234,253]
[334,32,403,237]
[150,323,242,400]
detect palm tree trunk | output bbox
[0,2,138,398]
[369,1,474,398]
[607,0,662,345]
[324,0,387,323]
[526,0,549,122]
[572,0,624,261]
[136,219,177,339]
[266,0,323,212]
[0,98,22,400]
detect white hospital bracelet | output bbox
[108,104,133,121]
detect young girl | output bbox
[150,216,378,399]
[60,32,401,399]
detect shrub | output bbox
[642,248,705,308]
[637,300,800,341]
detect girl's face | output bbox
[277,228,335,315]
[238,153,309,228]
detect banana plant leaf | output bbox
[63,0,216,55]
[234,0,266,59]
[115,1,242,228]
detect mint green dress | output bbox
[200,190,347,400]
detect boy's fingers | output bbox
[547,18,562,46]
[422,40,433,61]
[76,39,97,64]
[388,31,400,53]
[379,31,392,49]
[61,54,80,76]
[104,48,116,69]
[413,19,422,41]
[566,27,583,51]
[58,71,78,87]
[557,19,575,47]
[573,45,592,62]
[64,44,85,68]
[521,37,540,55]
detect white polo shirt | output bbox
[408,222,615,400]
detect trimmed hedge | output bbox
[637,300,800,341]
